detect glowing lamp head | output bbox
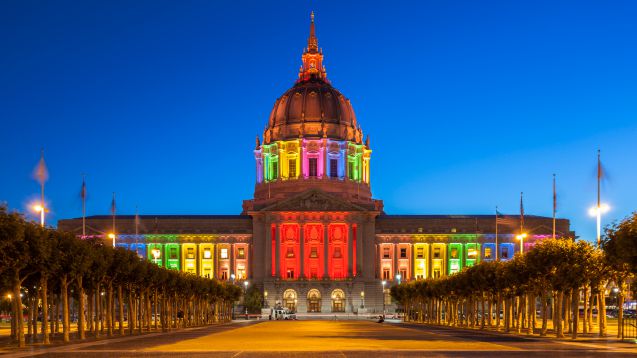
[382,280,387,287]
[7,294,11,300]
[516,233,527,241]
[231,273,236,280]
[589,203,610,216]
[33,204,43,212]
[264,291,268,298]
[108,233,115,239]
[244,281,249,288]
[361,291,365,297]
[395,274,401,280]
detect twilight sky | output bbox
[1,0,636,242]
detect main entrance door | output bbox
[283,289,297,312]
[331,289,345,312]
[307,289,322,313]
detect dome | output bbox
[263,78,362,144]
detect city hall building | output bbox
[59,14,572,314]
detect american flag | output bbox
[33,151,48,184]
[496,210,518,227]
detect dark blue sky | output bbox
[1,1,636,242]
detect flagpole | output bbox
[552,174,556,240]
[82,174,86,238]
[495,206,499,261]
[39,149,46,227]
[596,149,601,248]
[135,206,139,247]
[111,192,116,248]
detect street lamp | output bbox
[360,291,365,308]
[589,204,610,248]
[381,280,387,318]
[395,273,402,285]
[108,233,116,248]
[32,204,45,227]
[243,281,249,318]
[516,233,527,254]
[230,273,236,320]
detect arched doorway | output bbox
[331,289,345,313]
[307,289,322,313]
[283,289,297,312]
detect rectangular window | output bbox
[272,161,278,180]
[400,248,407,258]
[467,248,477,259]
[170,247,177,260]
[382,268,390,280]
[416,247,424,259]
[288,159,296,178]
[203,248,212,259]
[450,247,458,259]
[433,268,441,278]
[501,246,509,259]
[187,247,195,259]
[237,247,245,259]
[309,158,317,177]
[286,247,295,258]
[330,159,338,178]
[383,247,390,259]
[221,270,228,280]
[348,161,354,179]
[286,269,295,279]
[220,248,228,259]
[433,247,441,259]
[484,247,492,259]
[399,268,407,280]
[310,247,318,258]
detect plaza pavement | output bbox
[1,320,635,357]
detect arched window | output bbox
[307,289,322,313]
[283,289,297,312]
[331,289,345,313]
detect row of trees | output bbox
[0,206,242,348]
[391,214,637,340]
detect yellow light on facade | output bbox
[152,248,161,259]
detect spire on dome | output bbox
[298,12,328,83]
[308,11,318,53]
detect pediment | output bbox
[260,189,368,212]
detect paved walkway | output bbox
[1,320,635,357]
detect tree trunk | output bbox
[571,288,579,339]
[41,275,49,344]
[565,291,571,334]
[13,274,25,348]
[106,282,113,337]
[582,286,588,334]
[556,291,564,338]
[597,290,606,336]
[78,277,86,339]
[617,281,625,339]
[61,275,70,343]
[154,288,158,330]
[118,285,124,335]
[541,290,548,336]
[128,285,135,335]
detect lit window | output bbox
[450,247,458,259]
[203,248,212,259]
[170,247,177,260]
[220,248,228,259]
[272,161,278,180]
[433,268,441,278]
[286,247,295,258]
[400,269,407,279]
[484,247,492,259]
[237,247,245,259]
[287,269,295,279]
[187,247,195,259]
[309,158,317,177]
[221,270,228,280]
[382,268,390,280]
[333,247,342,258]
[467,248,477,259]
[433,247,441,259]
[383,247,390,259]
[288,159,296,178]
[310,247,318,258]
[400,248,407,258]
[416,247,424,259]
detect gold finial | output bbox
[311,11,314,23]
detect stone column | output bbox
[356,220,363,277]
[275,224,281,278]
[393,243,398,281]
[348,224,354,278]
[299,223,305,279]
[323,222,329,279]
[264,217,272,279]
[230,243,235,278]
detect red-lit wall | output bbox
[304,223,324,279]
[328,223,348,279]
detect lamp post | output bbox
[360,291,365,308]
[230,274,236,320]
[108,233,116,248]
[381,280,387,318]
[589,204,610,248]
[515,233,527,254]
[243,281,249,319]
[263,291,268,308]
[395,273,402,285]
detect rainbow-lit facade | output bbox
[59,14,572,314]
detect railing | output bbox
[622,315,637,341]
